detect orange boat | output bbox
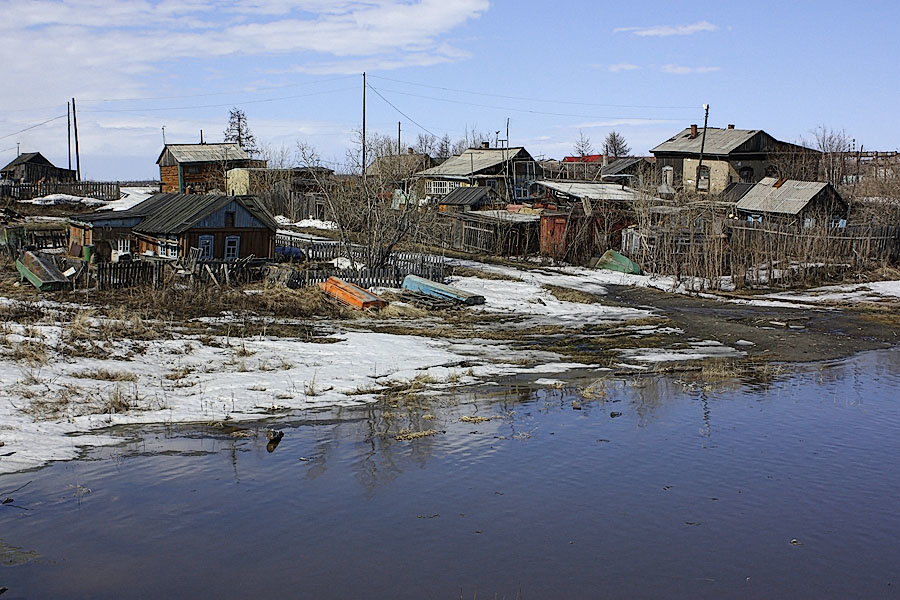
[318,276,387,310]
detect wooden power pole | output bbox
[72,97,82,181]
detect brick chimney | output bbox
[727,124,735,129]
[690,124,698,138]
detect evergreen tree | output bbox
[224,107,259,156]
[603,131,631,158]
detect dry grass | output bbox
[543,285,603,304]
[71,368,138,382]
[376,302,428,319]
[459,415,493,423]
[4,340,49,366]
[579,379,608,399]
[451,266,520,281]
[700,359,744,382]
[394,428,439,441]
[165,366,194,381]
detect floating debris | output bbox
[460,415,493,423]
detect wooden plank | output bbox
[318,276,387,310]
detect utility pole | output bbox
[362,72,367,183]
[67,101,72,169]
[162,126,166,145]
[72,97,81,181]
[397,121,401,155]
[695,103,709,192]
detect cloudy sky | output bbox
[2,0,898,179]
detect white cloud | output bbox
[614,20,718,37]
[661,64,720,75]
[0,0,490,177]
[607,63,641,73]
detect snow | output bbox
[763,280,900,305]
[20,194,104,207]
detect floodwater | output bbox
[1,351,899,599]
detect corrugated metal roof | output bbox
[157,143,249,165]
[651,127,761,156]
[735,178,830,215]
[418,147,529,177]
[126,193,278,234]
[438,186,496,206]
[536,180,640,202]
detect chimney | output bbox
[727,124,735,130]
[481,141,490,149]
[407,147,414,154]
[602,153,608,167]
[690,124,698,138]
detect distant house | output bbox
[0,152,76,184]
[226,166,334,220]
[367,149,435,189]
[436,186,502,213]
[157,144,265,194]
[651,125,819,195]
[416,143,536,203]
[733,177,848,227]
[69,193,277,262]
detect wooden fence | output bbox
[97,261,166,290]
[286,262,447,290]
[0,181,121,201]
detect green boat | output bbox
[16,251,69,291]
[595,250,642,275]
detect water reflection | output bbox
[1,350,898,598]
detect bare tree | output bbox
[603,131,631,158]
[413,133,437,156]
[437,134,452,159]
[299,137,439,270]
[814,125,851,187]
[573,130,594,157]
[224,107,259,156]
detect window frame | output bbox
[224,235,240,260]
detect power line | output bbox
[366,83,438,137]
[369,86,693,123]
[0,115,67,141]
[368,74,699,110]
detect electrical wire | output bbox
[366,83,438,137]
[369,86,692,122]
[0,115,67,141]
[368,74,699,110]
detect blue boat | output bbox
[401,274,485,306]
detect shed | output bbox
[157,143,265,193]
[0,152,76,183]
[437,186,501,212]
[734,178,847,226]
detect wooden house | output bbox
[651,125,819,195]
[533,180,653,263]
[366,149,435,190]
[69,193,277,262]
[439,209,539,256]
[0,152,76,183]
[157,144,265,194]
[734,178,848,227]
[416,143,536,204]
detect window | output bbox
[661,166,674,187]
[697,165,710,191]
[198,235,214,259]
[224,211,236,228]
[739,167,754,183]
[426,180,460,196]
[224,235,240,260]
[158,236,178,258]
[116,238,131,253]
[485,179,498,189]
[803,217,816,229]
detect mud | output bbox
[604,285,900,362]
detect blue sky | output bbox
[2,0,898,180]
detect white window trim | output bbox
[198,235,214,260]
[224,235,240,260]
